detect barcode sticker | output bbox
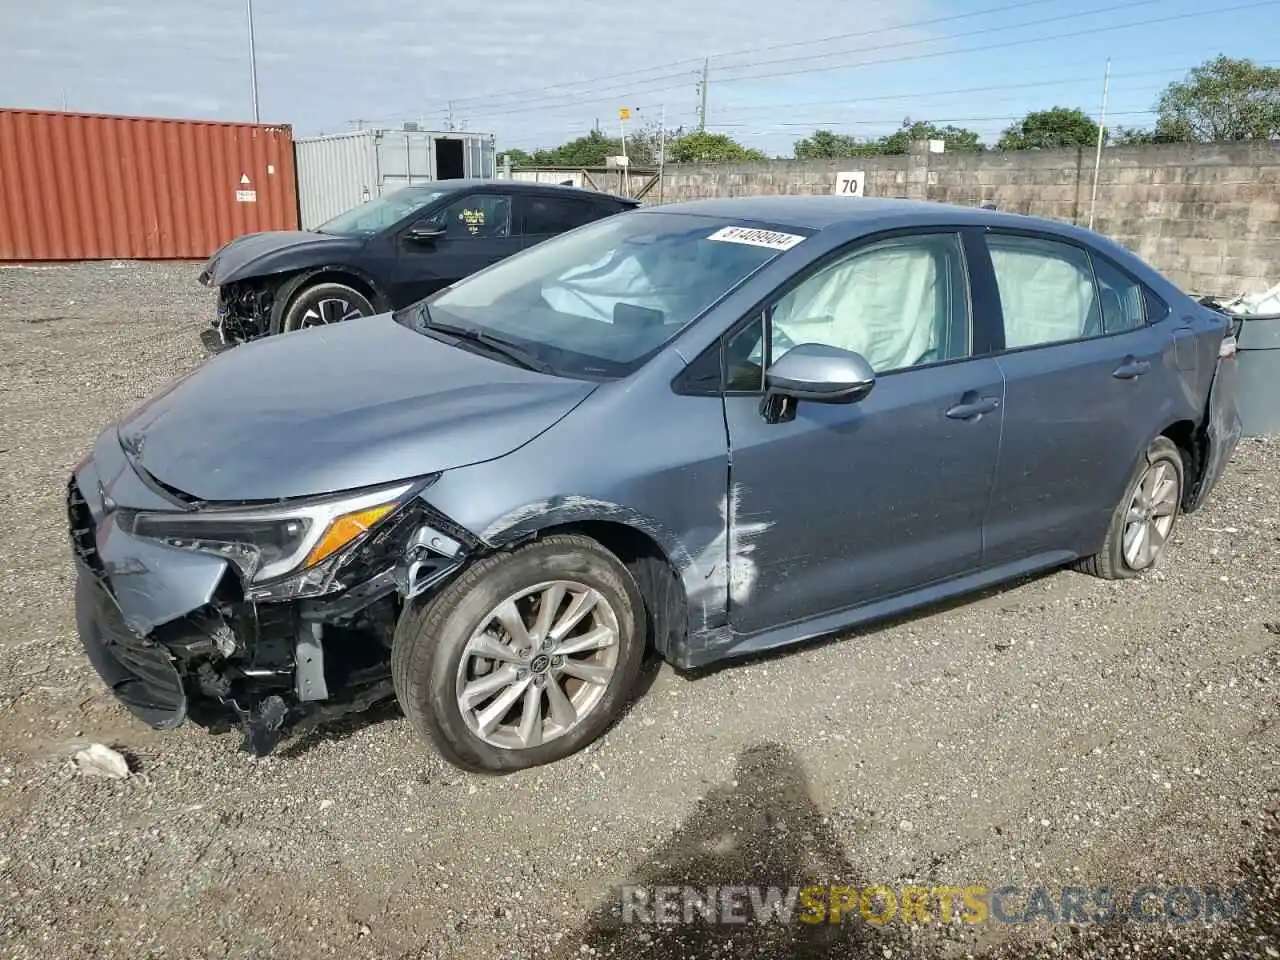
[707,226,805,251]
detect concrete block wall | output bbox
[648,142,1280,295]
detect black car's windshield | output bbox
[411,212,809,379]
[316,186,453,236]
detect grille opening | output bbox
[67,479,107,582]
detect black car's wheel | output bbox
[1076,435,1185,580]
[391,534,646,773]
[278,282,375,333]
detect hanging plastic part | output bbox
[398,525,466,600]
[1219,334,1238,360]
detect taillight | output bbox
[1219,334,1237,359]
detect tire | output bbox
[392,534,647,773]
[1076,436,1185,580]
[277,281,375,333]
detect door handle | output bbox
[1112,357,1151,379]
[945,396,1001,420]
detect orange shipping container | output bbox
[0,108,300,261]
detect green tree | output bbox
[1154,55,1280,141]
[666,130,767,163]
[1109,125,1157,146]
[499,124,682,168]
[497,147,536,167]
[625,122,685,165]
[998,107,1101,150]
[878,118,984,154]
[530,130,623,166]
[793,129,879,159]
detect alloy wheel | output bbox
[1122,459,1179,570]
[300,297,365,327]
[454,580,620,750]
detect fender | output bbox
[267,265,392,330]
[473,494,734,662]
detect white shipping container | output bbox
[295,128,496,230]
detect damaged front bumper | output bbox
[201,276,275,350]
[67,433,475,755]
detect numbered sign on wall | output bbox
[834,171,865,197]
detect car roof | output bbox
[647,195,1099,241]
[427,178,638,206]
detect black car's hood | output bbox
[116,314,597,502]
[200,230,365,286]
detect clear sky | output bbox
[2,0,1277,157]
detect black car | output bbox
[198,179,638,347]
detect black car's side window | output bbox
[522,197,599,235]
[987,233,1152,347]
[429,195,512,240]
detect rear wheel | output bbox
[279,281,375,333]
[1076,436,1184,579]
[391,534,646,773]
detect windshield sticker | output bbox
[707,226,805,251]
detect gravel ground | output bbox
[0,261,1276,960]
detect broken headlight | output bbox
[120,480,428,585]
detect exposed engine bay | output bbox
[207,278,275,347]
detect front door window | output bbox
[429,195,513,239]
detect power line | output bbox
[707,108,1157,133]
[707,0,1163,79]
[489,63,1191,130]
[407,0,1082,115]
[447,0,1279,125]
[713,0,1280,87]
[707,59,1280,118]
[441,0,1162,120]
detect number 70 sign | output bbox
[834,171,865,197]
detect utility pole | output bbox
[246,0,260,122]
[447,101,456,131]
[698,58,709,131]
[1088,57,1111,231]
[658,103,667,204]
[348,119,367,131]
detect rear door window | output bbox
[986,234,1100,348]
[519,196,600,235]
[1088,252,1147,333]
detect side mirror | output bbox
[407,220,445,241]
[764,342,875,404]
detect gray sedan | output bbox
[67,197,1241,772]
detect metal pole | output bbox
[1087,57,1111,231]
[619,111,629,197]
[699,58,709,131]
[658,103,666,204]
[246,0,260,122]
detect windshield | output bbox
[316,185,452,236]
[411,212,808,379]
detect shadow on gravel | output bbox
[551,743,1279,960]
[549,742,910,959]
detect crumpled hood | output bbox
[199,230,365,286]
[116,314,597,502]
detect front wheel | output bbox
[1076,436,1184,579]
[391,534,646,773]
[279,281,375,333]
